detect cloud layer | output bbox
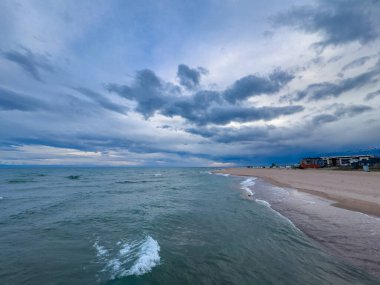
[106,66,301,126]
[0,0,379,166]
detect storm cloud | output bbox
[177,64,207,89]
[273,0,380,48]
[106,69,176,118]
[290,61,380,101]
[73,87,128,115]
[2,48,54,82]
[106,66,301,125]
[223,69,294,103]
[365,89,380,101]
[187,103,372,144]
[0,86,45,111]
[342,56,373,72]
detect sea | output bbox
[0,167,379,285]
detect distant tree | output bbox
[270,163,277,168]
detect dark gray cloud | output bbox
[290,62,380,101]
[311,114,338,125]
[2,48,54,82]
[177,64,207,89]
[311,104,372,126]
[223,69,294,103]
[187,103,373,144]
[334,104,372,117]
[106,68,301,125]
[365,89,380,101]
[342,56,372,72]
[164,104,303,126]
[206,105,303,125]
[186,126,272,143]
[273,0,380,48]
[105,69,180,118]
[0,86,45,111]
[73,87,128,115]
[327,55,344,64]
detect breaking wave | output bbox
[94,235,161,279]
[215,173,230,177]
[240,178,256,196]
[255,199,271,207]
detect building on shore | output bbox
[300,155,378,168]
[321,155,374,167]
[300,157,324,168]
[351,157,380,168]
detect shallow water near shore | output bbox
[249,177,380,278]
[0,167,379,284]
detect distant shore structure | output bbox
[300,155,380,169]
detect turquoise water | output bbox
[0,168,378,284]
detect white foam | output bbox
[154,173,162,176]
[255,199,271,207]
[245,188,254,196]
[94,235,161,279]
[240,177,256,196]
[240,177,256,187]
[215,173,230,177]
[119,243,131,256]
[0,196,3,200]
[107,258,122,275]
[94,241,109,258]
[126,236,160,276]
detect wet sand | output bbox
[217,168,380,278]
[217,168,380,217]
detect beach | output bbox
[216,168,380,278]
[217,168,380,216]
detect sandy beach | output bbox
[216,168,380,278]
[217,168,380,217]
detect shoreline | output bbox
[215,168,380,279]
[216,168,380,217]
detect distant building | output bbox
[351,157,380,168]
[300,154,378,169]
[321,155,374,167]
[300,157,324,168]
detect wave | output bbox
[255,199,271,207]
[7,179,35,183]
[66,175,80,180]
[94,235,160,279]
[94,241,109,258]
[240,177,256,196]
[116,180,140,184]
[215,173,230,177]
[116,180,151,184]
[252,195,299,230]
[127,236,160,276]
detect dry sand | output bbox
[218,168,380,217]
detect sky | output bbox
[0,0,380,167]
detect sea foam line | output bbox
[240,177,256,196]
[94,235,161,279]
[214,173,230,177]
[255,199,271,207]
